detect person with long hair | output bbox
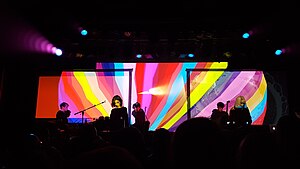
[110,95,129,131]
[229,96,252,128]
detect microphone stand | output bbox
[144,106,150,131]
[74,101,106,124]
[144,106,148,121]
[226,100,230,114]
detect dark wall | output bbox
[1,59,38,133]
[0,55,99,131]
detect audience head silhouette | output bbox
[171,117,222,168]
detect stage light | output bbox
[55,48,63,56]
[136,54,142,58]
[187,53,195,58]
[179,53,195,59]
[78,26,88,36]
[274,46,295,56]
[275,49,282,55]
[242,32,250,39]
[81,29,88,36]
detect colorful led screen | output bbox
[35,62,267,131]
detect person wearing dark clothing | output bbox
[171,117,225,169]
[276,108,300,167]
[56,102,71,130]
[211,101,229,128]
[229,96,252,128]
[110,95,129,131]
[132,102,146,132]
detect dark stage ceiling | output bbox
[1,0,300,69]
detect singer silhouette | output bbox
[109,95,128,131]
[229,96,252,128]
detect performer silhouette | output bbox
[110,95,129,131]
[56,102,71,130]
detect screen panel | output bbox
[36,62,273,131]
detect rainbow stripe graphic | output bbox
[56,62,267,131]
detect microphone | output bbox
[100,100,106,104]
[226,101,230,113]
